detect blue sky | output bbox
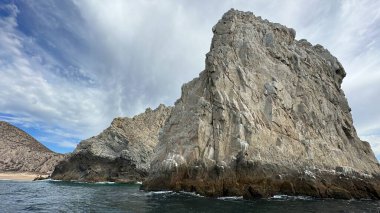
[0,0,379,160]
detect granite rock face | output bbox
[0,121,64,174]
[51,104,171,182]
[143,9,380,199]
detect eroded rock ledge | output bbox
[51,104,171,182]
[142,9,380,199]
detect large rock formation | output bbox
[51,104,171,182]
[143,9,380,199]
[0,121,64,174]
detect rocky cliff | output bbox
[0,121,64,174]
[143,9,380,199]
[51,104,171,182]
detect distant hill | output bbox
[0,121,64,174]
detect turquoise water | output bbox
[0,180,380,212]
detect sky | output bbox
[0,0,379,159]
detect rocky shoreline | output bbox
[143,163,380,199]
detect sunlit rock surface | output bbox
[52,104,171,182]
[143,9,380,199]
[0,121,64,174]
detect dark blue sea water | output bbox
[0,180,380,212]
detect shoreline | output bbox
[0,172,49,181]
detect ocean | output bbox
[0,180,379,212]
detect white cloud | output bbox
[0,2,110,147]
[0,1,379,159]
[59,141,78,149]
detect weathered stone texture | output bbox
[143,9,380,199]
[0,121,64,174]
[51,104,171,182]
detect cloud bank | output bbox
[0,0,379,158]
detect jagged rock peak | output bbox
[143,9,380,199]
[51,104,172,182]
[212,9,296,45]
[0,121,64,174]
